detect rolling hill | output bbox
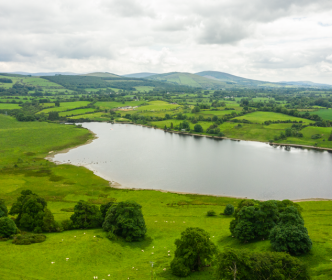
[147,72,229,89]
[123,72,157,78]
[81,72,120,78]
[278,81,332,88]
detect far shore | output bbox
[45,122,332,203]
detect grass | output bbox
[95,101,145,110]
[69,112,112,121]
[310,109,332,121]
[59,108,97,117]
[136,101,180,112]
[0,103,21,109]
[37,102,91,114]
[1,115,332,279]
[233,111,311,124]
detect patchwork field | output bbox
[0,103,21,109]
[37,102,91,114]
[233,111,311,124]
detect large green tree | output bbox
[9,190,55,232]
[102,201,146,242]
[170,227,217,277]
[270,207,312,255]
[70,200,103,229]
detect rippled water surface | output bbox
[53,123,332,200]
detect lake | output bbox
[52,123,332,200]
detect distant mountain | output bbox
[278,81,332,88]
[195,71,275,87]
[81,72,120,78]
[7,72,79,76]
[123,72,157,78]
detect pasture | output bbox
[136,101,180,112]
[0,103,21,109]
[310,109,332,121]
[232,111,311,124]
[37,102,91,114]
[59,108,97,117]
[95,101,144,110]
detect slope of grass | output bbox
[233,111,311,124]
[0,103,21,109]
[95,101,145,110]
[59,108,96,117]
[37,102,91,114]
[310,109,332,121]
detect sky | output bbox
[0,0,332,83]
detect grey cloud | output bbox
[197,19,252,44]
[101,0,155,18]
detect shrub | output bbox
[12,233,46,245]
[207,210,216,216]
[311,134,321,139]
[223,204,234,215]
[102,201,146,242]
[0,199,8,218]
[328,133,332,141]
[0,217,18,238]
[216,248,310,280]
[170,257,191,277]
[70,200,103,229]
[61,219,73,231]
[194,124,203,133]
[171,227,217,277]
[43,208,62,232]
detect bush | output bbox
[216,248,310,280]
[170,257,191,277]
[0,199,8,218]
[0,217,18,238]
[171,227,217,277]
[61,219,73,230]
[207,210,216,216]
[100,201,115,218]
[12,233,46,245]
[102,201,146,242]
[328,133,332,141]
[311,134,321,139]
[70,200,103,229]
[223,204,234,215]
[194,124,203,133]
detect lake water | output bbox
[52,123,332,200]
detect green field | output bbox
[37,102,91,114]
[0,115,332,279]
[0,103,21,109]
[69,112,112,121]
[233,111,311,124]
[137,101,180,111]
[59,108,97,117]
[95,101,144,110]
[310,109,332,121]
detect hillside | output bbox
[279,81,332,88]
[81,72,120,78]
[123,72,157,78]
[195,71,276,87]
[147,72,229,89]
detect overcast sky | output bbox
[1,0,332,83]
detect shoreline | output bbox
[45,122,332,203]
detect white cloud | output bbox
[0,0,331,83]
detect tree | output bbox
[102,201,146,242]
[48,111,59,121]
[170,122,174,129]
[9,190,48,232]
[170,227,217,277]
[42,208,62,232]
[270,207,312,255]
[0,217,18,238]
[224,204,234,215]
[55,101,60,107]
[0,199,8,218]
[194,124,203,133]
[100,201,115,219]
[328,132,332,141]
[70,200,103,229]
[216,248,310,280]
